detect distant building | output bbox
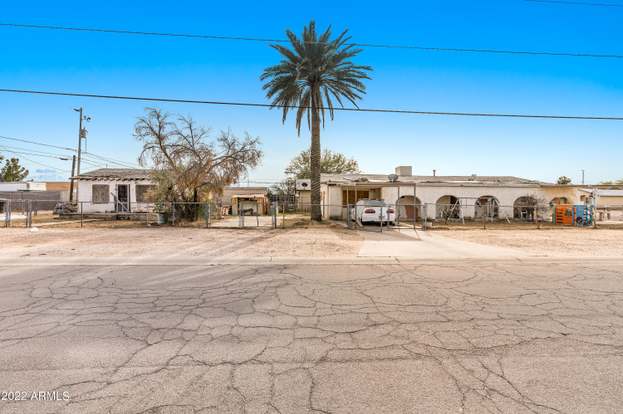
[0,181,69,212]
[220,186,270,215]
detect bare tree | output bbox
[134,108,262,220]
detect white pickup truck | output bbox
[350,199,395,225]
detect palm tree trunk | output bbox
[310,106,322,221]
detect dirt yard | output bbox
[0,225,364,259]
[1,225,621,261]
[438,227,623,257]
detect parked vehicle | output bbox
[350,199,395,224]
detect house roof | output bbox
[76,168,152,181]
[321,173,546,186]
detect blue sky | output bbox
[1,0,621,184]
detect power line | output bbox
[0,134,139,168]
[0,150,70,173]
[525,0,623,8]
[82,152,140,169]
[1,22,622,59]
[0,134,75,152]
[0,147,72,161]
[1,87,622,121]
[0,147,107,170]
[0,144,72,159]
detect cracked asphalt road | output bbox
[1,261,623,413]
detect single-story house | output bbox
[76,169,272,215]
[75,168,156,213]
[305,165,595,221]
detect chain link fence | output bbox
[3,198,621,230]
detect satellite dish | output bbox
[388,174,399,182]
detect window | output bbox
[136,185,156,203]
[92,184,110,204]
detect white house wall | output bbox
[381,185,547,219]
[320,183,575,220]
[77,179,154,213]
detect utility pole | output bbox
[69,155,76,203]
[73,107,90,203]
[581,169,585,185]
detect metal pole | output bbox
[80,202,83,228]
[423,204,428,231]
[69,155,76,203]
[75,108,84,203]
[208,203,211,228]
[397,185,401,226]
[413,188,416,230]
[483,203,487,230]
[413,200,416,230]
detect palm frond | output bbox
[260,20,372,133]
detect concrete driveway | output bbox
[1,260,623,413]
[358,229,535,259]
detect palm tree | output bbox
[261,21,372,221]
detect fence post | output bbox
[281,200,285,229]
[5,200,9,228]
[28,200,32,228]
[80,202,84,228]
[272,202,276,229]
[423,204,428,231]
[483,203,487,230]
[346,203,351,229]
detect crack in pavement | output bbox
[0,261,623,413]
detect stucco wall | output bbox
[320,183,583,220]
[540,187,581,204]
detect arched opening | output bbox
[513,196,537,221]
[397,196,422,221]
[436,195,461,220]
[550,197,569,205]
[475,196,500,219]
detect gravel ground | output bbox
[2,226,621,261]
[0,226,364,259]
[437,228,623,257]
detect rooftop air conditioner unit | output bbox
[296,179,311,191]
